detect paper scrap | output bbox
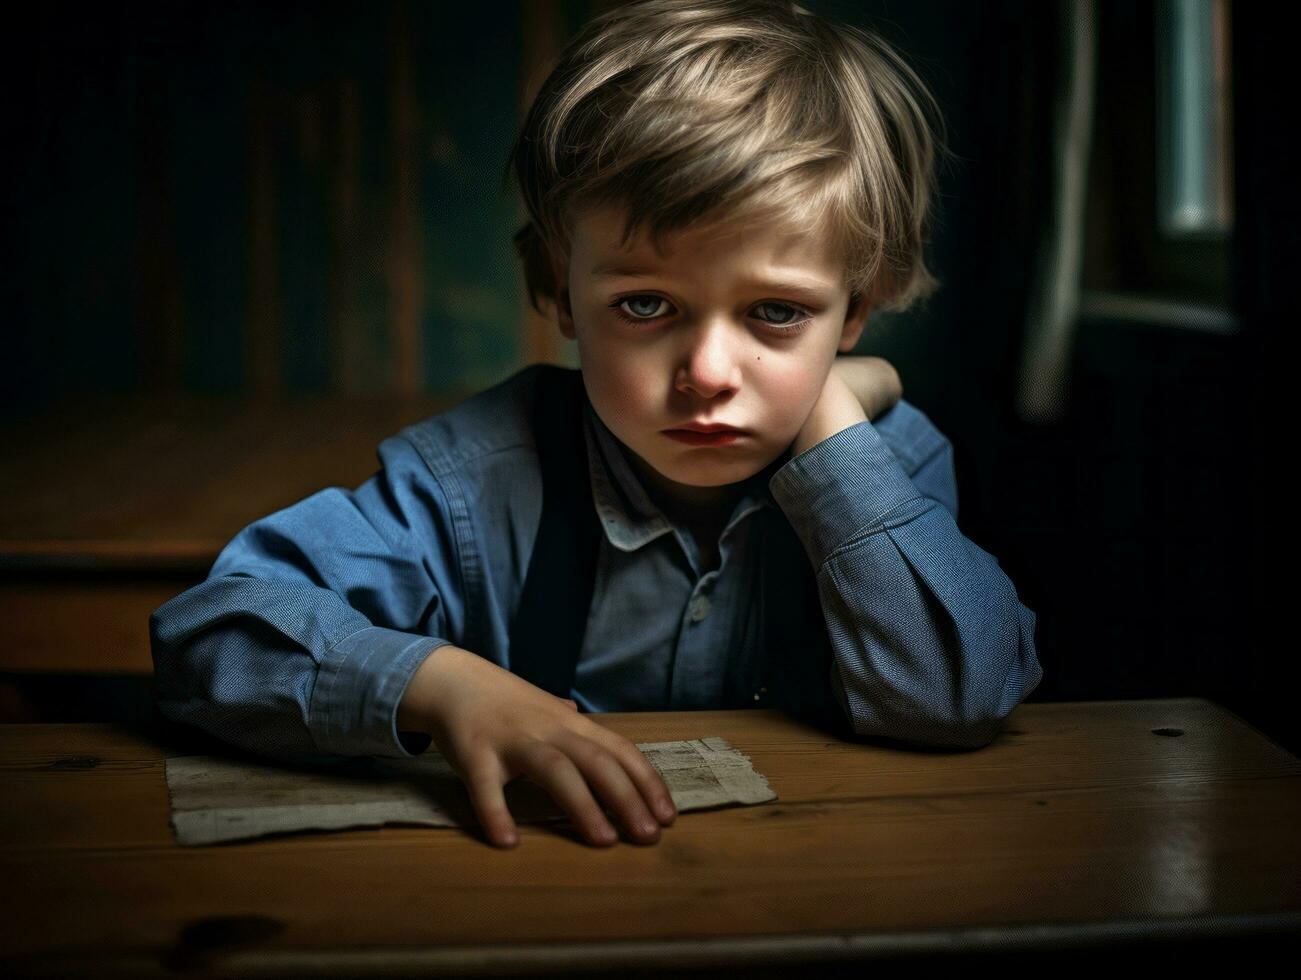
[163,736,777,846]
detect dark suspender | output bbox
[509,366,850,736]
[754,505,852,735]
[507,368,603,701]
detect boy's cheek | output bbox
[768,363,829,424]
[583,361,657,428]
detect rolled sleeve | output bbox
[768,420,922,568]
[310,626,450,758]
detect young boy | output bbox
[150,0,1042,851]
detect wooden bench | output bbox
[0,391,452,722]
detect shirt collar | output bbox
[582,397,777,553]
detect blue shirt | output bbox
[149,364,1042,766]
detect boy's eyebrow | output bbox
[590,263,838,301]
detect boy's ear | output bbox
[550,254,576,340]
[837,290,871,353]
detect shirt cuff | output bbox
[768,420,922,569]
[309,626,450,758]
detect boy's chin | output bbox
[653,455,776,490]
[622,434,788,497]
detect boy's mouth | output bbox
[663,427,744,446]
[667,422,744,434]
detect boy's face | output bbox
[551,203,869,516]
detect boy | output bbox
[150,0,1042,851]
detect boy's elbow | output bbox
[836,598,1042,751]
[844,668,1030,752]
[904,716,1005,752]
[930,717,1005,751]
[930,602,1042,749]
[934,649,1043,750]
[843,702,1005,752]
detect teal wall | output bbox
[8,1,599,409]
[8,0,953,413]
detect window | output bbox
[1079,0,1235,330]
[1156,0,1233,237]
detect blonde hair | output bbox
[503,0,952,318]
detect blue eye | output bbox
[607,295,813,335]
[621,295,667,319]
[753,302,803,326]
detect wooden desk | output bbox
[2,698,1298,975]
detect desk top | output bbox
[0,392,451,573]
[2,699,1299,974]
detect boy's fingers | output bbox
[556,732,662,844]
[463,753,519,848]
[511,742,618,847]
[590,728,677,825]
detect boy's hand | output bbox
[832,355,903,421]
[790,357,897,458]
[401,644,677,848]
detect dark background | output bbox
[2,1,1294,752]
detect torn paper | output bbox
[163,736,777,846]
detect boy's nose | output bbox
[676,325,742,398]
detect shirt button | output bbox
[690,596,711,622]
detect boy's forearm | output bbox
[397,642,460,736]
[770,407,1043,749]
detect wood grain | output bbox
[0,392,454,572]
[1,699,1298,974]
[0,576,190,673]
